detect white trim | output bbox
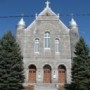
[26,20,36,30]
[55,52,60,55]
[44,48,50,50]
[39,7,57,17]
[58,20,70,32]
[34,51,40,54]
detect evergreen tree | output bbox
[0,32,24,90]
[72,37,90,90]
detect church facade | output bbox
[16,1,79,86]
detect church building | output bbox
[16,1,79,86]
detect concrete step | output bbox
[35,83,57,90]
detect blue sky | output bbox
[0,0,90,45]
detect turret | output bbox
[69,18,79,35]
[69,18,79,58]
[17,17,25,30]
[16,17,26,53]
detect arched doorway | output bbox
[43,64,52,83]
[28,64,37,83]
[58,65,66,85]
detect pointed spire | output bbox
[45,0,50,8]
[18,17,25,26]
[70,17,77,27]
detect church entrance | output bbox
[58,65,66,85]
[28,64,37,83]
[43,64,52,83]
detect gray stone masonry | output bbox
[16,2,79,86]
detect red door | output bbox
[43,69,51,83]
[58,69,66,85]
[29,69,36,83]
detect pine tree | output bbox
[71,37,90,90]
[0,32,24,90]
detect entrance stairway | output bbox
[35,83,57,90]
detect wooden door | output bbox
[29,69,36,83]
[43,69,51,83]
[58,69,66,85]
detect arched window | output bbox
[55,39,60,53]
[44,32,50,49]
[34,38,39,53]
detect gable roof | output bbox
[26,1,69,31]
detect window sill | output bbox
[55,52,60,55]
[44,48,50,50]
[34,52,40,54]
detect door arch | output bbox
[28,64,37,83]
[43,64,52,83]
[58,65,66,85]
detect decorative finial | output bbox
[21,13,24,17]
[71,13,74,18]
[35,13,38,19]
[45,0,50,8]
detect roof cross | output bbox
[45,1,50,8]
